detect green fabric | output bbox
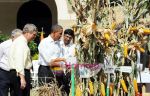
[71,65,75,96]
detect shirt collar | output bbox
[21,35,28,43]
[65,43,72,47]
[48,35,60,44]
[61,40,72,47]
[48,35,54,42]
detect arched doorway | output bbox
[17,0,52,43]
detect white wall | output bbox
[55,0,76,29]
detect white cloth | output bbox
[60,41,77,64]
[8,35,32,75]
[0,39,12,71]
[38,36,63,66]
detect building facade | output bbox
[0,0,76,36]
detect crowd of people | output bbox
[0,24,76,96]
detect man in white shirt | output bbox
[61,28,76,95]
[0,29,22,96]
[62,29,76,60]
[38,24,66,85]
[9,24,37,96]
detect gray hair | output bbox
[23,24,37,33]
[11,28,23,37]
[51,24,63,33]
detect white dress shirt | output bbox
[0,39,12,71]
[38,35,63,66]
[60,41,76,58]
[60,41,77,64]
[8,35,32,75]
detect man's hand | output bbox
[19,74,26,89]
[53,58,66,62]
[49,58,66,67]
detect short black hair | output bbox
[64,29,74,37]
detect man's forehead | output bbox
[64,34,72,37]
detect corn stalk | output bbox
[68,0,150,95]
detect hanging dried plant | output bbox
[68,0,150,95]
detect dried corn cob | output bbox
[120,79,128,93]
[139,28,150,35]
[133,79,138,94]
[135,46,145,53]
[111,22,116,30]
[92,23,96,31]
[123,43,128,58]
[138,47,145,53]
[76,84,82,96]
[100,82,105,96]
[130,27,150,35]
[104,33,110,40]
[129,27,138,33]
[143,29,150,35]
[109,84,113,96]
[89,80,94,95]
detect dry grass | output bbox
[30,80,65,96]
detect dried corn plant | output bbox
[68,0,150,96]
[30,79,65,96]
